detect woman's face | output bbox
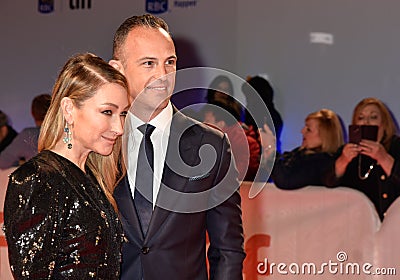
[212,81,232,104]
[354,104,384,141]
[71,83,129,156]
[301,119,322,150]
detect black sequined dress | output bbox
[3,150,124,279]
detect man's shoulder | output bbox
[173,110,225,139]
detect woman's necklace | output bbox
[358,155,374,180]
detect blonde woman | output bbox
[4,53,130,279]
[262,109,344,189]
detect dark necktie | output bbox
[135,124,155,235]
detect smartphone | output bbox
[348,125,378,144]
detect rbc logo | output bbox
[146,0,168,14]
[38,0,54,13]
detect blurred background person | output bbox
[0,93,51,168]
[203,101,260,181]
[325,97,400,220]
[261,109,344,189]
[207,74,243,120]
[242,75,283,153]
[0,110,18,153]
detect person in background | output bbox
[3,53,130,279]
[261,109,344,189]
[242,75,283,153]
[203,101,261,181]
[207,74,243,120]
[0,93,51,168]
[325,97,400,220]
[110,13,245,279]
[0,110,18,153]
[205,75,261,181]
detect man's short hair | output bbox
[112,13,170,61]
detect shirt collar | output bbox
[128,102,173,133]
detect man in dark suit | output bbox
[110,14,245,279]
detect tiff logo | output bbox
[70,0,92,9]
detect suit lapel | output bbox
[145,111,202,240]
[114,176,145,242]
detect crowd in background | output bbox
[1,74,399,222]
[193,74,400,221]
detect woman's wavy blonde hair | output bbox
[38,53,128,211]
[306,109,344,154]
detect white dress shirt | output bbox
[126,103,173,209]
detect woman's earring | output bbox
[63,122,72,149]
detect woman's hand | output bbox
[335,143,360,178]
[341,143,361,163]
[259,124,276,160]
[359,139,386,162]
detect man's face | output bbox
[120,27,177,119]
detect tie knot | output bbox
[138,124,155,137]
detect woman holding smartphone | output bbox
[325,97,400,221]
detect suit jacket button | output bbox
[141,247,150,254]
